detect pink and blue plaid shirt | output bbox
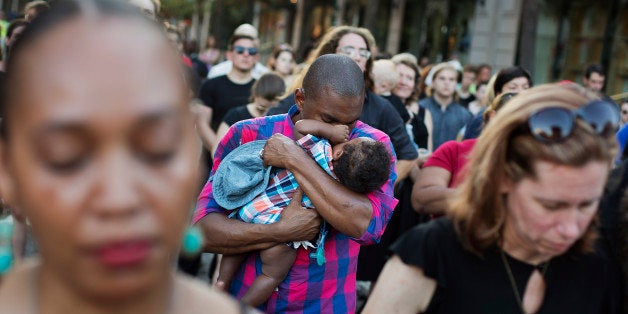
[193,106,398,313]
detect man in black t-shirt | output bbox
[199,34,258,131]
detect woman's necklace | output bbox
[500,250,550,314]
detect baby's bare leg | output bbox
[216,253,246,291]
[241,244,297,307]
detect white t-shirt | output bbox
[207,60,269,79]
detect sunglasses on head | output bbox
[526,100,620,142]
[337,46,371,59]
[233,46,258,56]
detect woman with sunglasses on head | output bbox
[364,83,621,313]
[0,1,249,312]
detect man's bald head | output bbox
[302,54,365,101]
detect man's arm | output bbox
[294,119,348,144]
[193,125,321,254]
[196,189,322,254]
[411,166,454,215]
[262,134,374,238]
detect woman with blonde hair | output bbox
[365,83,620,313]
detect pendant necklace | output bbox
[500,249,550,314]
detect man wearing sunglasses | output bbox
[199,34,259,132]
[208,23,269,80]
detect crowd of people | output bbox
[0,0,626,313]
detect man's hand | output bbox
[274,188,322,242]
[262,133,307,169]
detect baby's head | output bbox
[332,138,391,193]
[372,59,398,95]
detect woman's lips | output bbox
[94,240,154,269]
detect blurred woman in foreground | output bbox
[0,1,246,313]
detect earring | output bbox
[180,226,204,257]
[0,218,13,274]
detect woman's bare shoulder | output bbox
[173,273,259,314]
[0,259,39,313]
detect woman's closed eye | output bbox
[538,200,567,211]
[539,199,599,212]
[36,129,92,174]
[577,199,599,212]
[132,115,182,165]
[45,152,90,173]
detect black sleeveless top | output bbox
[391,218,620,313]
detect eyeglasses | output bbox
[233,46,258,56]
[337,46,371,59]
[622,110,628,115]
[526,100,620,142]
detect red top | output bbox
[423,139,477,187]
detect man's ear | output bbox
[295,88,305,111]
[226,49,233,61]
